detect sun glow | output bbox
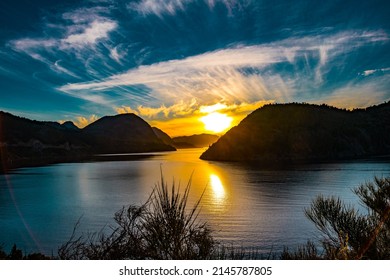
[210,174,225,200]
[200,112,232,133]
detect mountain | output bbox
[61,121,79,130]
[0,111,85,146]
[173,134,219,148]
[200,102,390,162]
[0,112,175,171]
[0,111,89,170]
[152,127,176,147]
[152,130,219,149]
[82,114,175,153]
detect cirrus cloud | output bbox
[59,30,389,110]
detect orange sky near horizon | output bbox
[69,97,386,137]
[115,100,272,137]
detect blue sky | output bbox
[0,0,389,134]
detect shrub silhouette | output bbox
[0,244,50,260]
[58,174,215,259]
[282,176,390,259]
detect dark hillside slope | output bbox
[82,114,175,153]
[200,102,390,162]
[152,127,176,147]
[0,111,88,170]
[0,112,175,171]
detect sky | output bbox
[0,0,389,136]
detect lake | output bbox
[1,148,389,257]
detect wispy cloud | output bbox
[361,67,390,76]
[8,4,118,78]
[128,0,249,16]
[10,19,117,52]
[109,46,123,64]
[61,20,117,48]
[52,60,81,78]
[59,30,388,110]
[116,98,198,118]
[11,38,58,50]
[321,81,390,109]
[203,100,273,114]
[128,0,189,16]
[199,103,229,113]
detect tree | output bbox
[8,244,23,260]
[294,176,390,259]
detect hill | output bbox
[61,121,79,130]
[0,111,89,170]
[152,127,176,147]
[173,134,219,148]
[200,102,390,162]
[0,112,175,171]
[82,114,175,153]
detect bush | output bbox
[282,176,390,259]
[0,244,51,260]
[58,174,215,259]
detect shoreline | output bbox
[2,151,390,174]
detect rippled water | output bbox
[1,148,389,256]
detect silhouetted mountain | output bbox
[0,111,88,170]
[61,121,79,130]
[82,114,175,153]
[0,112,175,171]
[0,112,85,146]
[152,127,176,147]
[173,134,219,148]
[200,102,390,163]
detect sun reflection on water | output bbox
[210,174,226,201]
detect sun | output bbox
[200,112,232,133]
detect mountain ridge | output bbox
[172,134,219,148]
[0,111,175,171]
[200,102,390,163]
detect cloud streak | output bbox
[59,30,389,110]
[362,67,390,76]
[61,20,117,48]
[116,98,199,118]
[315,76,390,109]
[128,0,189,16]
[8,4,118,72]
[129,0,250,16]
[10,19,117,53]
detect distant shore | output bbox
[2,150,390,174]
[0,152,174,173]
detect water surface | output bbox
[1,148,389,256]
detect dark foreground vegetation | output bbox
[282,176,390,259]
[1,176,389,260]
[58,173,214,260]
[0,244,50,260]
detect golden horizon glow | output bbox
[199,103,228,113]
[200,112,233,133]
[150,116,205,137]
[110,100,272,136]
